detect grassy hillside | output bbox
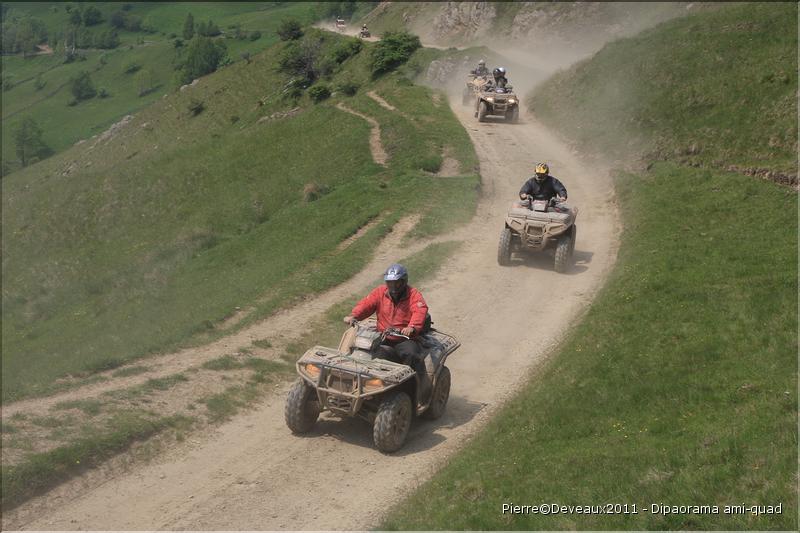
[1,29,479,402]
[1,2,322,173]
[385,3,797,530]
[529,2,797,181]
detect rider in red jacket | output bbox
[344,263,432,401]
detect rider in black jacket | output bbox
[519,162,567,202]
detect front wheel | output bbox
[422,366,450,420]
[477,101,488,122]
[554,233,573,273]
[507,106,519,123]
[497,227,512,266]
[373,391,412,453]
[285,379,320,433]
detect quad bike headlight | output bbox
[302,363,321,378]
[508,98,517,104]
[362,377,385,392]
[486,96,494,103]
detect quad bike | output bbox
[335,18,346,32]
[359,28,371,38]
[462,74,489,106]
[475,85,519,123]
[285,318,460,453]
[497,197,578,272]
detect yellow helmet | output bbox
[535,162,549,175]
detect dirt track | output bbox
[4,84,619,529]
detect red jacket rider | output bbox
[348,263,428,340]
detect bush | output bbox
[277,19,303,41]
[69,71,96,101]
[249,31,261,41]
[33,75,46,91]
[98,87,109,98]
[196,20,220,37]
[302,182,329,202]
[278,37,321,84]
[331,37,362,63]
[187,98,204,116]
[110,11,125,29]
[178,36,227,85]
[82,5,103,26]
[308,84,331,103]
[124,62,141,74]
[370,31,421,76]
[418,154,443,173]
[336,79,359,96]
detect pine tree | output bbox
[183,13,194,40]
[13,117,51,167]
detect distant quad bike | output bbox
[285,318,460,453]
[462,74,488,106]
[359,28,371,38]
[498,197,578,272]
[335,18,346,32]
[476,86,519,123]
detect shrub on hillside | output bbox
[308,84,331,103]
[124,61,141,74]
[196,20,221,37]
[277,19,303,41]
[249,31,261,41]
[82,6,103,26]
[330,37,362,64]
[278,37,322,84]
[370,31,420,76]
[187,98,205,116]
[336,78,359,96]
[302,182,330,202]
[69,71,96,101]
[178,36,227,85]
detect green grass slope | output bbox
[385,3,797,530]
[529,2,797,182]
[1,29,479,402]
[2,2,321,173]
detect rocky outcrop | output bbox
[431,2,497,41]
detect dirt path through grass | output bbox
[4,89,620,529]
[335,102,389,165]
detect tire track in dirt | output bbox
[4,94,620,530]
[335,102,389,166]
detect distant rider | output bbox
[361,24,369,35]
[343,264,433,402]
[519,162,568,204]
[471,59,489,78]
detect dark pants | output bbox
[380,340,431,402]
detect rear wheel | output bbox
[478,101,488,122]
[554,234,573,273]
[285,379,320,433]
[497,227,512,266]
[373,391,412,453]
[422,366,450,420]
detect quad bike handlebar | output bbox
[346,319,411,340]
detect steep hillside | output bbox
[1,2,321,174]
[1,29,479,402]
[529,2,797,183]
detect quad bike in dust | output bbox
[462,74,489,106]
[359,28,371,39]
[285,318,460,453]
[475,85,519,123]
[497,196,578,273]
[335,18,346,32]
